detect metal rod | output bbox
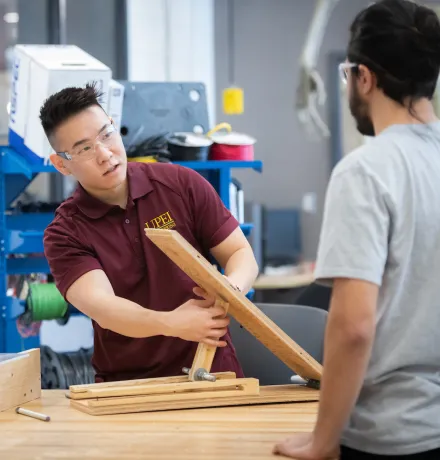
[58,0,67,44]
[16,407,51,422]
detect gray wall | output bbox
[66,0,126,78]
[17,0,49,44]
[214,0,372,259]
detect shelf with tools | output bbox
[0,146,263,353]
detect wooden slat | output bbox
[69,371,237,394]
[189,298,229,379]
[144,229,322,381]
[0,348,41,412]
[70,377,258,401]
[70,384,319,416]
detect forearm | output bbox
[313,318,375,449]
[223,247,259,294]
[85,294,171,338]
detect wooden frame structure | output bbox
[0,348,41,412]
[68,229,322,416]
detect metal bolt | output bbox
[194,368,216,382]
[182,367,216,381]
[1,313,5,318]
[201,372,216,382]
[1,305,5,310]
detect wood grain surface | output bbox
[0,348,41,412]
[144,228,323,381]
[0,390,319,459]
[70,384,318,416]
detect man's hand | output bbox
[273,433,339,459]
[165,296,229,346]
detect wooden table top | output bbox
[0,389,318,459]
[253,273,315,290]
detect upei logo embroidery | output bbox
[145,211,176,230]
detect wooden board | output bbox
[0,348,41,412]
[144,229,322,381]
[189,298,229,379]
[69,371,237,396]
[69,377,259,400]
[70,384,319,416]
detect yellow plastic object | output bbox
[222,87,244,115]
[206,122,232,138]
[127,157,157,163]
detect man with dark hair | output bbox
[41,82,259,383]
[275,1,440,459]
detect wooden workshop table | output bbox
[0,389,318,460]
[253,272,315,304]
[253,272,315,290]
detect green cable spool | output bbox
[28,283,68,321]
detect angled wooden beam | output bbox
[144,228,322,382]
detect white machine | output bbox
[8,45,113,164]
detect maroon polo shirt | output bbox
[43,162,244,382]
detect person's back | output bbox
[335,121,440,453]
[274,1,440,458]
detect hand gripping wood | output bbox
[188,298,229,381]
[144,228,322,382]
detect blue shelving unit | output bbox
[0,146,263,353]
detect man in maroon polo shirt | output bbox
[40,83,259,383]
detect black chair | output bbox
[229,303,327,385]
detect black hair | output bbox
[347,0,440,106]
[39,81,104,138]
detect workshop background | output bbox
[1,0,440,388]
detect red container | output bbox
[207,123,256,161]
[209,142,254,161]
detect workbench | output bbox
[0,390,318,459]
[253,272,315,304]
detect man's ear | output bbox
[50,153,71,176]
[357,64,375,96]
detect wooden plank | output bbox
[189,298,229,379]
[71,379,259,413]
[70,384,319,416]
[0,348,41,412]
[70,377,258,400]
[144,229,322,381]
[69,371,236,395]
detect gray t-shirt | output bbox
[315,122,440,455]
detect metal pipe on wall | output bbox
[58,0,67,45]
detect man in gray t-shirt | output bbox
[274,1,440,459]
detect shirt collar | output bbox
[74,162,154,219]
